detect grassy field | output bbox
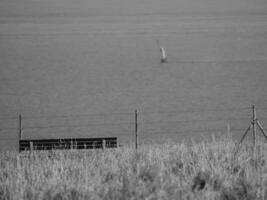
[0,137,266,200]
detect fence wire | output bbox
[0,106,265,143]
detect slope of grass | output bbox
[0,137,266,200]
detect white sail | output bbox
[160,47,167,63]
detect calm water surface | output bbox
[0,0,267,151]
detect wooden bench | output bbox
[19,137,117,151]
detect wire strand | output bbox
[0,138,18,141]
[148,128,245,135]
[141,107,250,115]
[0,127,18,131]
[23,122,133,130]
[23,112,133,120]
[0,117,18,121]
[141,117,250,125]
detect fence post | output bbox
[18,114,22,152]
[135,110,138,150]
[227,123,231,140]
[252,105,257,146]
[19,114,22,140]
[102,139,106,150]
[30,141,33,152]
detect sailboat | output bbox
[160,46,167,63]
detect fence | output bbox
[0,105,267,151]
[19,137,117,151]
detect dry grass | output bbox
[0,137,266,200]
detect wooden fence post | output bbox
[227,123,231,140]
[102,139,106,150]
[256,120,267,140]
[135,110,138,150]
[30,141,33,152]
[19,114,22,140]
[18,114,22,152]
[252,105,257,146]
